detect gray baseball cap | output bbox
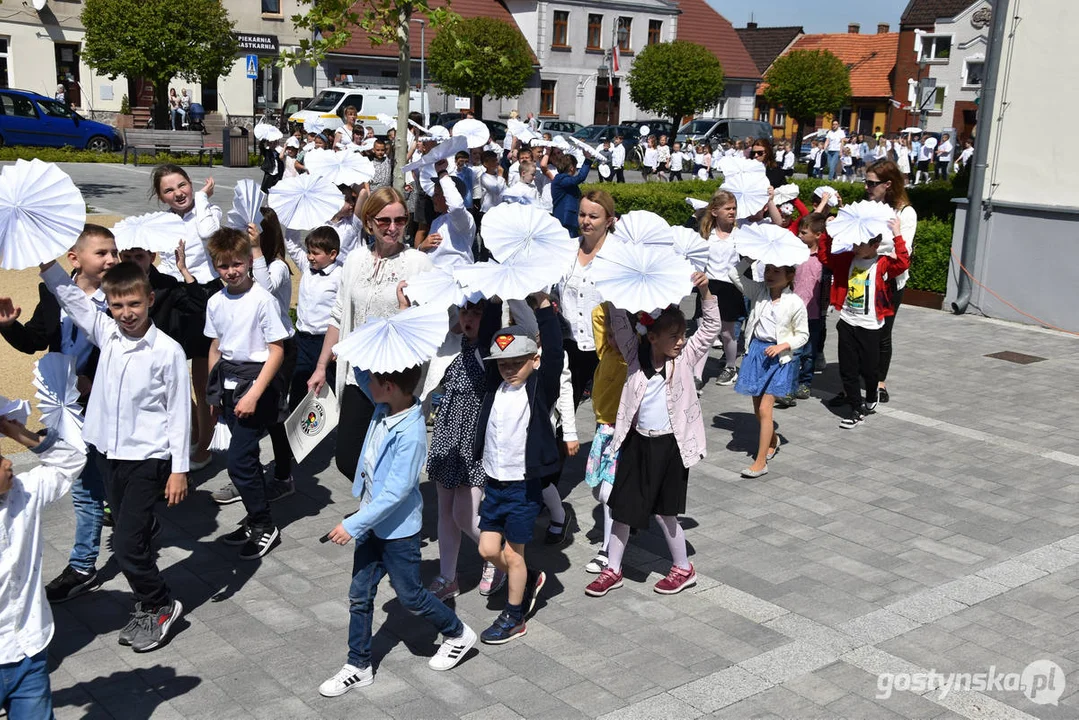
[486,326,539,360]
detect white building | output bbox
[914,0,991,138]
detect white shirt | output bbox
[957,146,974,169]
[157,192,222,283]
[611,144,626,168]
[502,180,540,205]
[840,257,883,329]
[59,282,107,375]
[670,151,685,172]
[643,147,659,170]
[826,129,846,151]
[636,372,672,433]
[937,140,953,161]
[918,137,937,162]
[480,172,506,213]
[482,381,531,481]
[753,298,780,342]
[0,432,85,664]
[330,215,364,262]
[706,229,739,283]
[558,254,603,351]
[42,264,192,472]
[283,229,343,334]
[205,283,294,363]
[428,174,476,269]
[252,256,294,330]
[782,151,796,170]
[657,145,671,165]
[507,161,522,187]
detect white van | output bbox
[288,86,430,135]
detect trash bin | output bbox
[223,126,250,168]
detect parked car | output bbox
[621,119,674,141]
[675,118,772,150]
[280,96,313,133]
[288,86,430,136]
[0,89,122,151]
[572,124,637,144]
[534,119,583,140]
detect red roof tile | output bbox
[783,32,898,98]
[674,0,761,80]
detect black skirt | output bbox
[712,280,745,322]
[607,431,689,529]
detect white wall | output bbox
[924,1,989,134]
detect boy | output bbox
[503,159,540,206]
[777,212,827,408]
[319,366,476,697]
[479,149,506,214]
[669,141,686,182]
[203,228,293,559]
[507,146,532,187]
[0,416,86,716]
[0,225,115,603]
[423,159,477,268]
[474,293,563,644]
[40,258,190,651]
[611,136,626,183]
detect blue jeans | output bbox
[69,445,106,572]
[797,318,825,388]
[826,150,840,179]
[347,532,463,669]
[0,649,52,720]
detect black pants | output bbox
[564,339,599,409]
[878,286,904,382]
[837,320,881,408]
[290,332,336,413]
[336,383,376,478]
[669,170,683,182]
[223,386,280,528]
[108,458,171,607]
[614,167,625,183]
[267,338,298,480]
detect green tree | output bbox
[81,0,238,130]
[626,41,725,133]
[427,16,533,116]
[763,49,851,150]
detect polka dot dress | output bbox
[428,338,488,489]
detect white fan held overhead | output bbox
[733,222,811,267]
[452,119,491,149]
[402,266,481,310]
[610,210,673,248]
[671,227,710,273]
[225,179,267,232]
[507,118,541,143]
[720,170,771,219]
[826,200,896,254]
[403,135,469,173]
[568,136,604,160]
[480,203,576,265]
[303,148,375,186]
[268,174,344,230]
[685,197,708,211]
[591,241,694,313]
[112,211,188,253]
[454,258,564,301]
[773,184,800,205]
[812,185,840,206]
[0,159,86,270]
[33,353,85,453]
[304,117,326,135]
[333,302,451,374]
[254,123,283,143]
[717,155,765,179]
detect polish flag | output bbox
[612,43,621,73]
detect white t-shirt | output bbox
[643,147,658,170]
[826,129,846,151]
[636,372,672,433]
[957,146,974,168]
[918,137,937,162]
[937,140,953,161]
[705,229,739,283]
[753,299,780,342]
[204,283,294,363]
[840,257,883,330]
[482,381,531,481]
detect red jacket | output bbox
[822,234,910,321]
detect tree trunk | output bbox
[393,6,412,193]
[153,79,172,130]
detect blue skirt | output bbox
[735,338,797,397]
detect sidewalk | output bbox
[35,306,1079,719]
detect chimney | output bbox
[746,21,757,30]
[848,23,861,34]
[877,23,890,34]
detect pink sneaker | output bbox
[584,568,623,597]
[478,562,506,596]
[654,564,696,595]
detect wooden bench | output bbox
[122,129,218,166]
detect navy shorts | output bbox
[479,477,543,544]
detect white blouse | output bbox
[557,250,604,352]
[705,228,739,283]
[157,191,221,283]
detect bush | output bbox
[906,216,953,294]
[0,145,238,166]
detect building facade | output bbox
[913,1,990,139]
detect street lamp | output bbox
[603,22,629,124]
[410,18,426,116]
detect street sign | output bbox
[245,55,259,80]
[454,96,470,110]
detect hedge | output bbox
[0,146,259,166]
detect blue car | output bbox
[0,88,122,151]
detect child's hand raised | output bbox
[175,239,188,270]
[887,217,902,237]
[201,177,215,198]
[0,297,22,327]
[396,280,410,309]
[246,223,261,248]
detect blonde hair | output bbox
[361,187,408,229]
[698,189,736,238]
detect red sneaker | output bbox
[584,568,624,597]
[654,564,697,595]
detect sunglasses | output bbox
[864,179,886,188]
[752,150,766,157]
[374,216,409,228]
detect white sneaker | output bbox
[428,623,477,671]
[585,553,609,574]
[319,663,373,697]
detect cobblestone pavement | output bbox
[18,305,1079,719]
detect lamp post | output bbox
[411,18,426,116]
[604,22,628,125]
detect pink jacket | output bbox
[610,295,720,469]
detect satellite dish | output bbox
[32,0,46,10]
[639,125,650,137]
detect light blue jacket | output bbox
[342,371,426,540]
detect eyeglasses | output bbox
[864,179,886,188]
[752,150,766,157]
[373,216,409,228]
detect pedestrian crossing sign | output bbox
[246,55,259,79]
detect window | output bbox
[774,107,787,128]
[617,17,632,52]
[587,14,602,50]
[757,104,769,123]
[540,80,556,115]
[0,93,38,118]
[552,11,569,48]
[932,86,946,113]
[918,34,952,61]
[648,20,662,46]
[964,59,985,87]
[0,39,8,89]
[39,99,74,118]
[261,0,281,14]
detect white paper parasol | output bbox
[333,302,451,373]
[598,164,612,179]
[507,118,541,143]
[402,266,481,309]
[720,171,771,219]
[569,136,604,159]
[671,227,711,272]
[0,159,86,270]
[112,211,187,253]
[403,135,469,173]
[611,210,673,248]
[900,127,923,134]
[453,118,491,149]
[254,123,283,142]
[480,203,576,265]
[0,395,30,425]
[812,185,840,206]
[304,117,326,135]
[303,148,375,186]
[268,174,344,230]
[734,222,810,267]
[591,241,694,313]
[685,197,708,211]
[773,184,800,205]
[718,155,765,179]
[696,168,709,181]
[224,179,267,232]
[453,259,563,301]
[826,200,896,253]
[32,353,85,453]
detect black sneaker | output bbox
[118,603,150,646]
[267,476,296,503]
[827,392,849,408]
[878,387,890,403]
[522,569,546,618]
[102,502,114,528]
[543,505,574,546]
[45,565,97,603]
[714,366,738,386]
[220,519,251,546]
[839,408,867,429]
[130,599,183,653]
[479,610,526,645]
[239,525,281,560]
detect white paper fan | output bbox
[209,417,232,453]
[268,174,344,230]
[826,200,896,253]
[303,148,375,186]
[403,135,469,173]
[569,136,604,160]
[611,211,673,248]
[591,241,694,313]
[507,118,541,143]
[224,179,266,232]
[671,227,711,272]
[480,203,576,265]
[453,259,563,301]
[376,113,395,127]
[696,168,709,181]
[721,171,771,219]
[0,159,86,270]
[304,117,326,135]
[734,223,811,267]
[598,164,612,179]
[718,155,765,179]
[333,302,450,373]
[402,266,481,309]
[111,211,186,253]
[773,184,800,205]
[0,395,30,425]
[685,197,708,211]
[813,186,839,206]
[32,353,85,453]
[452,119,491,149]
[429,125,451,140]
[254,123,283,142]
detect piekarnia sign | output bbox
[234,33,279,53]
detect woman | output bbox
[555,189,616,407]
[825,120,845,180]
[550,153,593,235]
[168,88,182,131]
[334,105,358,150]
[750,137,788,189]
[864,159,917,404]
[308,187,432,477]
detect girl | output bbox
[730,262,809,478]
[656,135,670,182]
[695,189,743,388]
[334,105,358,150]
[585,273,719,598]
[642,136,658,182]
[896,136,913,184]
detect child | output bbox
[41,259,190,650]
[319,366,477,697]
[669,142,686,182]
[695,190,742,388]
[259,139,284,193]
[474,294,563,643]
[841,146,854,179]
[422,160,477,267]
[479,150,506,214]
[282,137,302,178]
[611,135,626,183]
[585,273,719,597]
[776,212,827,408]
[203,228,293,559]
[824,217,908,428]
[0,225,115,603]
[503,159,540,205]
[0,416,86,716]
[730,261,809,477]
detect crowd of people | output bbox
[0,115,919,714]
